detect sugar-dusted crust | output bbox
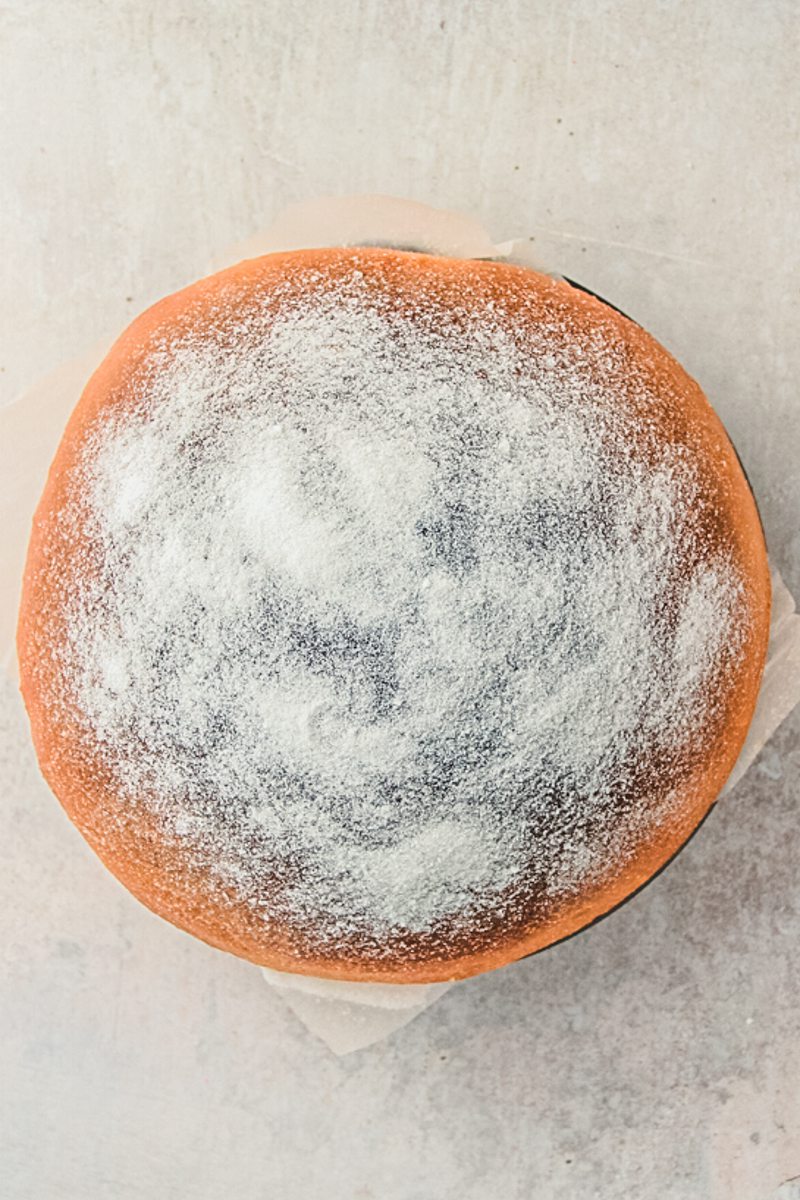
[17,248,770,982]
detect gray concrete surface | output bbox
[1,2,798,1197]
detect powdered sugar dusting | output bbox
[51,254,749,952]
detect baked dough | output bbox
[17,248,771,982]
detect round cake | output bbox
[17,247,770,983]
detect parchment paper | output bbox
[2,195,798,1055]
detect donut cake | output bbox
[17,248,770,983]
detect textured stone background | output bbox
[1,2,798,1198]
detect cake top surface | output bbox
[28,249,760,968]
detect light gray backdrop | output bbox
[1,3,798,1198]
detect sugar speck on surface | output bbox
[52,259,748,951]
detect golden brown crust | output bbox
[17,248,771,982]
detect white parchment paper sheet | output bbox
[2,196,798,1054]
